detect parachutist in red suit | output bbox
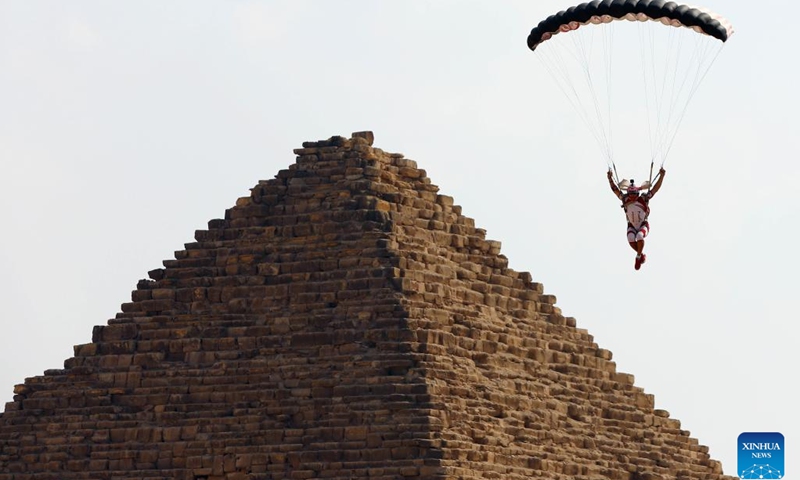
[607,168,666,270]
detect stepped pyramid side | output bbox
[346,138,734,480]
[0,132,735,480]
[0,132,436,479]
[386,186,734,478]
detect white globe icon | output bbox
[740,464,782,479]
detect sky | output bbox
[1,1,797,476]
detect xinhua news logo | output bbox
[738,432,784,479]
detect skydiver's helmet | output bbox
[625,180,640,198]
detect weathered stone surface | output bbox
[0,132,734,480]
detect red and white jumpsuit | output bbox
[623,193,652,243]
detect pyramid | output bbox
[0,132,735,480]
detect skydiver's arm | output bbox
[607,169,622,199]
[650,168,666,196]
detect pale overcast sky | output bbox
[1,1,797,476]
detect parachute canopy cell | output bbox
[527,0,734,51]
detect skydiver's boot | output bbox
[634,254,643,270]
[640,253,646,267]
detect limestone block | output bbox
[351,131,375,145]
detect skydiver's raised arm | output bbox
[607,169,622,200]
[649,168,666,196]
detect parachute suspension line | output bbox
[539,36,599,134]
[658,33,723,166]
[662,30,697,159]
[537,26,618,167]
[603,23,615,164]
[657,31,699,164]
[660,40,725,167]
[647,25,663,159]
[537,44,613,164]
[639,22,675,166]
[638,22,656,164]
[643,25,669,162]
[571,26,614,164]
[640,23,668,164]
[635,23,724,168]
[652,26,681,162]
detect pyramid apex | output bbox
[294,131,376,151]
[351,130,375,145]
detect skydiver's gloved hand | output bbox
[659,167,666,175]
[607,169,613,179]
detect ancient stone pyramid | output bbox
[0,132,734,480]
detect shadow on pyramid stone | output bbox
[0,132,735,480]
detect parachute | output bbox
[527,0,733,187]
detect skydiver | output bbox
[607,167,666,270]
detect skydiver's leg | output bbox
[635,223,649,264]
[627,225,638,251]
